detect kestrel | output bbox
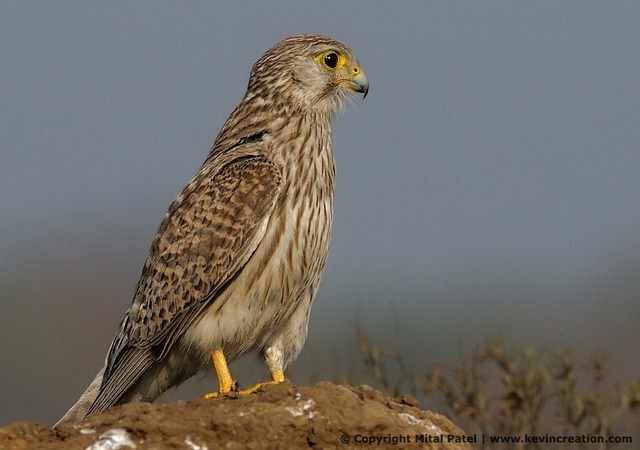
[56,34,368,425]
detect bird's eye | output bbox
[317,50,345,70]
[324,52,339,69]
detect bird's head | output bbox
[247,34,368,117]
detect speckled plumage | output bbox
[56,34,367,425]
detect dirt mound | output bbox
[0,381,474,449]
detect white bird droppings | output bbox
[185,436,208,450]
[398,412,442,434]
[285,398,316,419]
[85,428,136,450]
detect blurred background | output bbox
[1,2,639,427]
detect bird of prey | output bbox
[55,34,368,425]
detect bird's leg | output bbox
[204,347,286,399]
[237,369,285,395]
[237,345,286,394]
[203,347,237,399]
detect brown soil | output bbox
[0,381,475,449]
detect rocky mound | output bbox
[0,381,474,449]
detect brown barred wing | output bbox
[88,151,282,413]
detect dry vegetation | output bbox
[353,320,640,449]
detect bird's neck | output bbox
[209,95,335,196]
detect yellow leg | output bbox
[203,348,286,399]
[203,348,235,399]
[237,369,285,395]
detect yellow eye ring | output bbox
[316,50,346,71]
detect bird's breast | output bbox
[186,133,335,359]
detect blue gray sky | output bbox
[1,2,639,426]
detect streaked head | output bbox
[247,34,368,116]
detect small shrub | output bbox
[353,329,639,450]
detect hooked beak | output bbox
[347,68,369,99]
[335,65,369,99]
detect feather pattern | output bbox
[56,33,367,425]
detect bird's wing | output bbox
[88,145,282,412]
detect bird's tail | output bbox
[54,366,105,428]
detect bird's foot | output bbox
[237,375,284,395]
[203,380,239,399]
[203,369,285,398]
[238,369,285,394]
